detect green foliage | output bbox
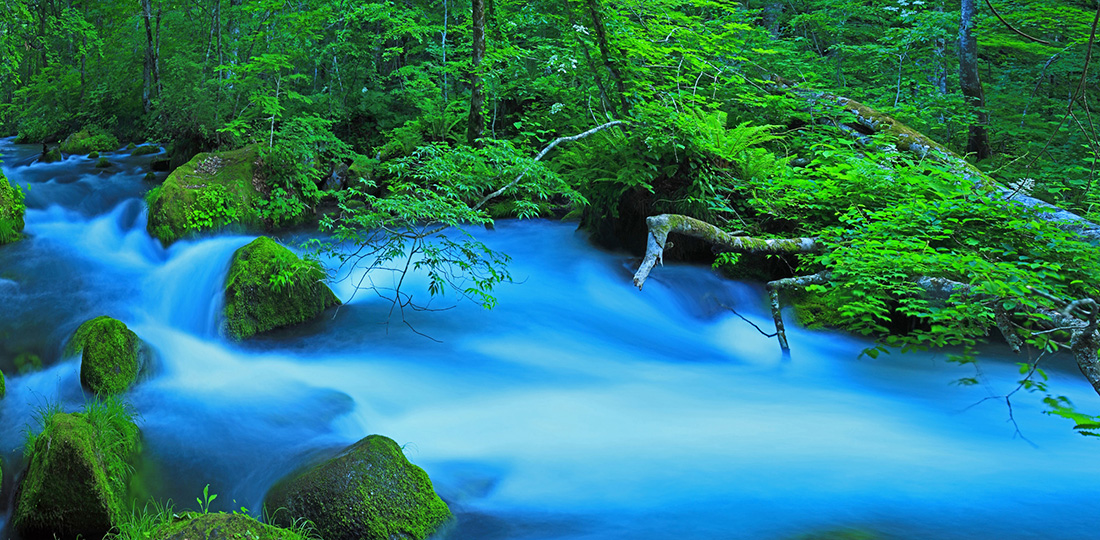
[197,484,217,514]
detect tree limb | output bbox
[632,213,819,290]
[474,120,624,210]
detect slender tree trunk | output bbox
[467,0,486,146]
[585,0,630,118]
[959,0,992,160]
[142,0,155,113]
[762,1,784,38]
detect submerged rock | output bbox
[0,170,25,245]
[95,157,111,168]
[154,512,311,540]
[132,144,161,156]
[223,237,340,340]
[150,157,171,171]
[145,146,265,244]
[13,410,140,540]
[264,434,452,540]
[68,316,146,395]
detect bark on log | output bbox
[632,214,819,290]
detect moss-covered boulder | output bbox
[0,368,6,399]
[145,146,265,244]
[60,127,120,155]
[153,512,311,540]
[264,435,452,540]
[13,409,140,540]
[223,237,340,340]
[95,157,111,168]
[132,144,161,156]
[67,316,146,395]
[88,151,100,159]
[38,147,63,163]
[1,171,26,245]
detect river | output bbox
[0,138,1097,539]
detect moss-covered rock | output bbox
[38,147,63,163]
[223,237,340,340]
[153,512,311,540]
[151,157,171,171]
[67,316,146,395]
[1,170,26,245]
[144,172,157,182]
[60,127,120,155]
[95,157,111,168]
[145,146,266,244]
[88,151,100,159]
[13,409,140,540]
[132,145,161,156]
[264,435,451,540]
[0,368,5,399]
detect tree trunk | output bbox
[585,0,630,118]
[762,1,784,38]
[142,0,155,113]
[467,0,485,146]
[959,0,992,160]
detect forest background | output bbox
[2,0,1100,433]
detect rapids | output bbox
[0,138,1098,539]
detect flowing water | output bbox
[0,138,1098,539]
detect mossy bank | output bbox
[152,512,312,540]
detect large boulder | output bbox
[67,316,146,395]
[264,435,452,540]
[13,410,140,540]
[223,237,340,340]
[1,171,26,245]
[59,127,120,155]
[154,512,310,540]
[145,146,265,244]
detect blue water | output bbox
[1,137,1098,539]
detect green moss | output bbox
[40,148,63,163]
[153,512,312,540]
[126,142,137,150]
[60,127,120,155]
[223,237,340,341]
[14,352,42,374]
[88,151,100,159]
[146,146,266,244]
[265,435,451,540]
[95,157,111,168]
[13,405,139,540]
[144,172,157,182]
[132,145,161,156]
[68,316,145,395]
[0,170,26,245]
[0,368,5,399]
[791,288,847,330]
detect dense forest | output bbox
[2,0,1100,538]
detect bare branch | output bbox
[474,120,625,210]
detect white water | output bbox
[1,138,1099,539]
